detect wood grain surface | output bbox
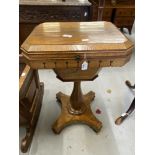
[21,21,134,134]
[21,21,133,69]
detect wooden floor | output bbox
[20,28,135,155]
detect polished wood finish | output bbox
[21,22,133,69]
[19,61,44,152]
[54,68,100,81]
[53,83,102,133]
[21,21,134,133]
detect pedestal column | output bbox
[52,80,102,134]
[69,81,86,114]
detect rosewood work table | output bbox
[21,21,133,134]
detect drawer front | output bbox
[114,17,135,27]
[20,5,90,23]
[115,8,135,17]
[27,56,131,70]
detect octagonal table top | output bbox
[21,21,133,53]
[21,21,134,69]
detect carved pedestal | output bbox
[52,81,102,134]
[52,68,102,133]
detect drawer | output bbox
[115,8,135,17]
[27,56,131,70]
[114,17,135,27]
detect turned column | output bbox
[68,81,86,115]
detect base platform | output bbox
[52,91,102,134]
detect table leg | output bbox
[52,81,102,134]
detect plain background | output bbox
[0,0,155,154]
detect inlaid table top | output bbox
[21,21,134,69]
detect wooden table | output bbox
[21,21,133,134]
